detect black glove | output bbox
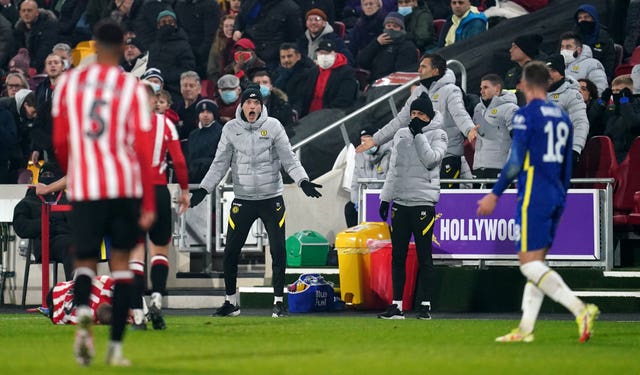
[300,180,322,198]
[408,117,428,137]
[619,87,632,99]
[600,88,612,104]
[189,188,208,207]
[379,201,389,221]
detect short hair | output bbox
[93,19,125,48]
[578,79,598,100]
[522,61,551,90]
[96,303,112,324]
[5,72,29,89]
[253,70,271,79]
[612,74,633,87]
[421,53,447,76]
[52,43,72,54]
[45,53,62,62]
[19,0,37,10]
[156,89,173,105]
[480,74,504,88]
[560,31,583,48]
[279,43,300,53]
[180,71,201,84]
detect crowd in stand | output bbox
[0,0,639,189]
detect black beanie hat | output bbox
[241,85,263,106]
[545,54,566,75]
[410,96,435,119]
[195,99,218,115]
[125,37,146,53]
[359,127,378,137]
[513,34,543,59]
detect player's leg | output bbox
[411,205,436,320]
[440,155,462,189]
[258,196,287,317]
[379,203,410,319]
[146,185,172,329]
[128,241,147,329]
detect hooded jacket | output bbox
[148,27,196,99]
[380,111,448,206]
[547,76,589,154]
[574,4,615,79]
[274,56,318,117]
[199,105,308,199]
[0,13,14,68]
[405,3,436,52]
[187,119,224,183]
[350,142,392,203]
[564,45,608,96]
[472,91,519,170]
[298,23,354,65]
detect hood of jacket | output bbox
[234,103,269,131]
[574,4,601,44]
[429,68,456,92]
[576,44,594,60]
[306,23,335,41]
[490,90,518,108]
[459,6,487,28]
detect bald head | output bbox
[19,0,39,26]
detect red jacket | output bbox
[309,53,349,113]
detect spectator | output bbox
[7,48,31,81]
[172,71,203,139]
[187,98,223,182]
[14,0,59,72]
[623,0,640,57]
[472,74,518,183]
[215,74,241,124]
[578,78,602,139]
[252,71,295,129]
[357,12,418,83]
[399,0,436,53]
[12,162,74,280]
[503,34,543,90]
[175,0,221,78]
[0,13,14,69]
[147,10,196,100]
[545,54,590,168]
[110,0,142,32]
[438,0,487,48]
[344,0,396,16]
[228,0,241,15]
[223,38,266,88]
[154,88,181,126]
[120,37,148,77]
[426,0,451,20]
[574,4,615,80]
[57,0,91,46]
[0,104,18,183]
[298,8,353,66]
[132,0,173,48]
[308,40,358,113]
[207,14,236,83]
[141,67,165,91]
[31,54,63,165]
[0,72,29,100]
[295,0,335,24]
[347,0,387,59]
[0,0,19,26]
[273,43,317,117]
[10,89,37,180]
[233,0,303,69]
[52,43,72,71]
[560,32,608,96]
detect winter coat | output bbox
[593,97,640,163]
[405,4,436,52]
[235,0,302,65]
[273,56,318,117]
[0,106,18,166]
[357,34,418,83]
[122,52,149,78]
[438,8,487,48]
[380,112,448,206]
[0,13,15,68]
[187,120,223,183]
[172,94,203,140]
[133,0,173,48]
[472,91,519,170]
[32,77,55,159]
[207,36,235,83]
[148,27,196,99]
[308,53,358,112]
[0,2,18,26]
[547,77,589,154]
[347,9,386,58]
[14,10,59,72]
[199,105,309,200]
[350,142,391,203]
[214,96,240,124]
[574,4,615,79]
[174,0,221,76]
[297,24,354,66]
[624,0,640,57]
[564,45,608,96]
[265,88,295,128]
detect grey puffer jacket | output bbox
[547,76,589,154]
[373,69,474,158]
[564,45,608,96]
[380,112,448,206]
[472,91,519,170]
[199,106,309,200]
[350,142,391,203]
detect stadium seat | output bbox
[433,19,446,40]
[576,136,618,188]
[334,21,346,39]
[614,46,640,76]
[200,79,215,99]
[21,239,58,307]
[627,192,640,225]
[613,137,640,226]
[355,68,371,92]
[614,43,624,70]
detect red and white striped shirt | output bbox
[52,63,155,212]
[149,113,189,190]
[51,275,114,325]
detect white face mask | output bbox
[560,49,576,64]
[316,54,336,70]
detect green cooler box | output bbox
[286,230,330,267]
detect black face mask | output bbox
[577,20,596,34]
[384,29,406,43]
[158,25,176,40]
[612,93,621,106]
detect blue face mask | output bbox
[398,6,412,16]
[259,85,271,98]
[365,146,379,155]
[221,90,238,104]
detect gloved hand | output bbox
[408,117,427,137]
[379,201,389,221]
[300,180,322,198]
[619,87,633,104]
[189,188,208,207]
[600,88,612,105]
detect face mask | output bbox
[221,90,238,104]
[384,29,406,42]
[234,51,253,64]
[560,49,576,64]
[259,85,271,98]
[612,93,621,106]
[578,20,596,34]
[397,6,412,16]
[149,82,161,94]
[158,25,175,39]
[365,146,379,155]
[316,54,336,70]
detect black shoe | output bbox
[377,304,405,320]
[130,322,147,331]
[214,301,241,317]
[272,302,288,318]
[148,305,167,330]
[416,304,432,320]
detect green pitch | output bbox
[1,313,639,374]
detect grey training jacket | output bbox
[472,91,519,170]
[564,45,608,96]
[350,142,392,203]
[547,76,590,154]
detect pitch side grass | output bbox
[1,313,638,374]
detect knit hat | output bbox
[306,8,327,21]
[125,37,146,53]
[241,85,263,106]
[157,10,177,23]
[359,127,378,137]
[632,64,640,94]
[9,48,31,75]
[317,40,335,52]
[234,38,256,51]
[15,89,32,113]
[513,34,543,59]
[545,54,566,75]
[195,98,218,115]
[141,68,164,84]
[410,96,435,119]
[384,12,405,30]
[217,74,240,90]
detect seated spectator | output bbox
[31,54,64,165]
[12,162,74,280]
[8,89,37,180]
[131,0,173,47]
[308,40,358,113]
[215,74,241,124]
[172,71,203,139]
[120,37,148,77]
[0,104,18,183]
[438,0,487,48]
[345,127,391,227]
[52,43,73,71]
[298,8,353,66]
[141,67,165,90]
[357,12,418,83]
[273,43,317,118]
[187,99,223,182]
[483,0,548,20]
[147,10,196,100]
[223,38,266,88]
[578,78,601,139]
[295,0,335,24]
[574,4,615,80]
[503,34,543,91]
[347,0,387,59]
[14,0,59,72]
[207,14,236,83]
[174,0,221,78]
[0,0,19,26]
[398,0,436,53]
[252,71,295,129]
[0,12,14,69]
[560,32,608,96]
[7,48,35,90]
[0,72,29,100]
[344,0,396,16]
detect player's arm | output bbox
[165,121,190,213]
[132,83,156,228]
[51,74,69,173]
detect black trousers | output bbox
[440,155,462,189]
[390,203,436,306]
[224,196,286,297]
[472,167,502,188]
